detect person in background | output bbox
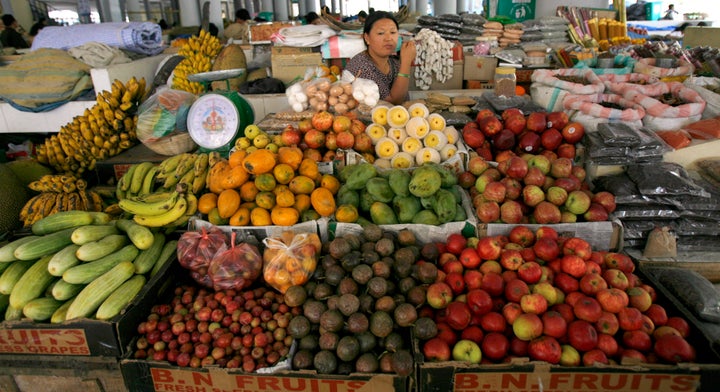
[357,11,368,24]
[158,19,169,30]
[223,8,251,43]
[663,4,679,20]
[27,17,46,45]
[1,14,29,49]
[345,11,416,105]
[305,12,324,25]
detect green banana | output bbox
[156,153,185,179]
[133,195,188,228]
[130,162,154,194]
[129,191,174,203]
[120,164,138,192]
[193,153,209,177]
[175,153,198,179]
[140,165,160,196]
[192,170,207,194]
[163,169,182,189]
[178,167,195,189]
[118,191,179,216]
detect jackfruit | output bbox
[0,164,29,234]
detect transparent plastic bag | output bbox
[136,88,196,142]
[208,232,263,291]
[626,163,711,197]
[262,232,320,293]
[597,123,641,147]
[585,131,630,159]
[629,127,672,160]
[177,226,229,287]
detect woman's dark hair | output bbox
[362,11,398,35]
[305,12,319,24]
[358,11,368,18]
[236,9,251,21]
[199,23,219,37]
[158,19,168,29]
[2,14,17,27]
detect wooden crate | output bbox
[0,355,125,392]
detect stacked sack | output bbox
[481,21,504,42]
[499,23,524,48]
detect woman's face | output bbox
[364,18,398,57]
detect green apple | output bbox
[452,339,482,364]
[244,124,262,140]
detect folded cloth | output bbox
[68,42,133,68]
[31,22,165,55]
[272,25,337,47]
[321,35,365,59]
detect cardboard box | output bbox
[478,221,624,251]
[0,255,178,358]
[0,354,122,391]
[463,55,497,81]
[271,47,324,85]
[410,61,464,91]
[120,360,410,392]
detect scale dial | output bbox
[187,93,241,149]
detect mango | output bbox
[412,210,440,225]
[408,166,442,197]
[433,189,457,223]
[370,202,398,225]
[387,169,411,197]
[393,195,422,223]
[366,177,394,203]
[427,163,458,188]
[344,163,377,190]
[337,185,360,207]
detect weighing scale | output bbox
[186,69,255,156]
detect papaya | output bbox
[387,169,411,197]
[393,195,421,223]
[408,166,442,198]
[413,210,440,225]
[344,163,377,190]
[433,189,457,223]
[370,202,398,225]
[337,185,360,208]
[366,177,394,203]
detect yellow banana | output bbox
[88,190,104,212]
[193,153,209,176]
[191,170,207,195]
[133,195,188,228]
[78,190,91,211]
[184,193,198,216]
[120,164,138,192]
[208,151,222,167]
[174,153,198,179]
[165,214,190,232]
[140,165,159,196]
[119,191,180,216]
[158,153,186,179]
[177,168,196,191]
[130,162,154,195]
[104,203,123,215]
[129,191,174,203]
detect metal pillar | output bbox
[407,0,416,14]
[126,0,145,21]
[273,0,289,20]
[433,0,456,15]
[178,0,200,26]
[456,0,469,13]
[260,0,272,12]
[415,0,428,16]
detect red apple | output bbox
[479,116,503,137]
[353,133,374,153]
[562,237,593,260]
[492,128,516,150]
[645,304,668,327]
[427,282,453,309]
[620,349,648,364]
[560,344,581,366]
[592,191,617,214]
[623,330,653,352]
[602,269,629,291]
[476,201,501,223]
[523,166,547,187]
[508,226,535,247]
[480,272,504,297]
[480,311,507,333]
[595,311,620,335]
[461,325,485,344]
[550,157,573,179]
[518,132,542,154]
[436,322,458,346]
[500,200,524,224]
[502,302,524,325]
[505,156,529,179]
[522,184,546,207]
[547,111,570,130]
[596,288,629,314]
[665,317,690,338]
[476,109,495,123]
[442,260,464,275]
[618,307,644,331]
[505,114,527,135]
[596,333,619,357]
[560,255,587,278]
[567,320,598,352]
[542,311,568,339]
[582,349,608,366]
[540,128,563,151]
[467,289,493,316]
[483,181,507,203]
[546,186,568,206]
[499,249,523,271]
[517,261,542,285]
[532,237,560,262]
[464,270,484,291]
[520,293,548,315]
[579,273,608,296]
[479,260,502,275]
[459,247,481,269]
[654,335,696,363]
[504,279,530,303]
[603,252,634,273]
[446,233,468,255]
[528,336,562,364]
[445,272,466,295]
[532,281,559,306]
[423,337,452,361]
[627,287,653,312]
[556,143,576,159]
[573,296,603,323]
[446,301,472,331]
[562,122,585,144]
[481,332,510,361]
[552,303,576,325]
[532,201,562,224]
[584,203,609,222]
[554,272,579,294]
[335,131,355,149]
[526,112,547,133]
[477,236,503,261]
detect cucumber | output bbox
[71,224,119,245]
[65,261,135,320]
[75,234,128,262]
[0,260,35,295]
[115,219,154,250]
[13,228,75,261]
[32,211,95,235]
[63,244,139,284]
[9,255,56,309]
[50,299,74,324]
[133,232,165,274]
[51,279,85,301]
[23,297,64,321]
[150,240,178,278]
[48,244,81,277]
[0,236,40,263]
[96,275,146,320]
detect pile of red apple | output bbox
[462,108,584,161]
[419,227,697,367]
[279,111,375,163]
[133,285,298,371]
[457,152,616,224]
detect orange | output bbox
[254,173,277,192]
[197,193,218,215]
[255,191,276,210]
[293,194,311,212]
[217,189,241,219]
[319,174,341,195]
[229,207,250,226]
[515,85,526,96]
[239,181,259,202]
[288,175,315,195]
[273,163,295,185]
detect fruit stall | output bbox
[2,6,720,392]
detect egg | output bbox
[328,96,338,106]
[337,94,349,103]
[315,91,328,102]
[334,103,348,114]
[317,79,331,92]
[346,99,357,109]
[306,84,318,95]
[309,97,319,107]
[343,83,353,95]
[316,102,328,111]
[292,103,305,112]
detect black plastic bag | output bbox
[239,77,285,94]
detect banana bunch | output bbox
[172,29,222,95]
[36,77,146,177]
[119,187,198,229]
[20,175,104,227]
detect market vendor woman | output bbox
[345,11,416,105]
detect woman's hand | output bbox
[399,39,416,70]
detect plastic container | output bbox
[494,66,517,97]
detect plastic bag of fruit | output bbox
[262,231,321,293]
[177,226,229,287]
[208,232,263,291]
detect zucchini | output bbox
[75,234,128,262]
[32,211,95,235]
[48,244,81,277]
[0,236,40,263]
[96,275,146,320]
[63,244,139,284]
[71,224,119,245]
[9,255,56,309]
[133,232,165,275]
[23,297,64,321]
[115,219,154,250]
[150,240,178,278]
[13,228,75,261]
[65,261,135,320]
[51,299,73,324]
[5,305,23,321]
[51,279,85,301]
[0,260,35,295]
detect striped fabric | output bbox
[31,22,164,55]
